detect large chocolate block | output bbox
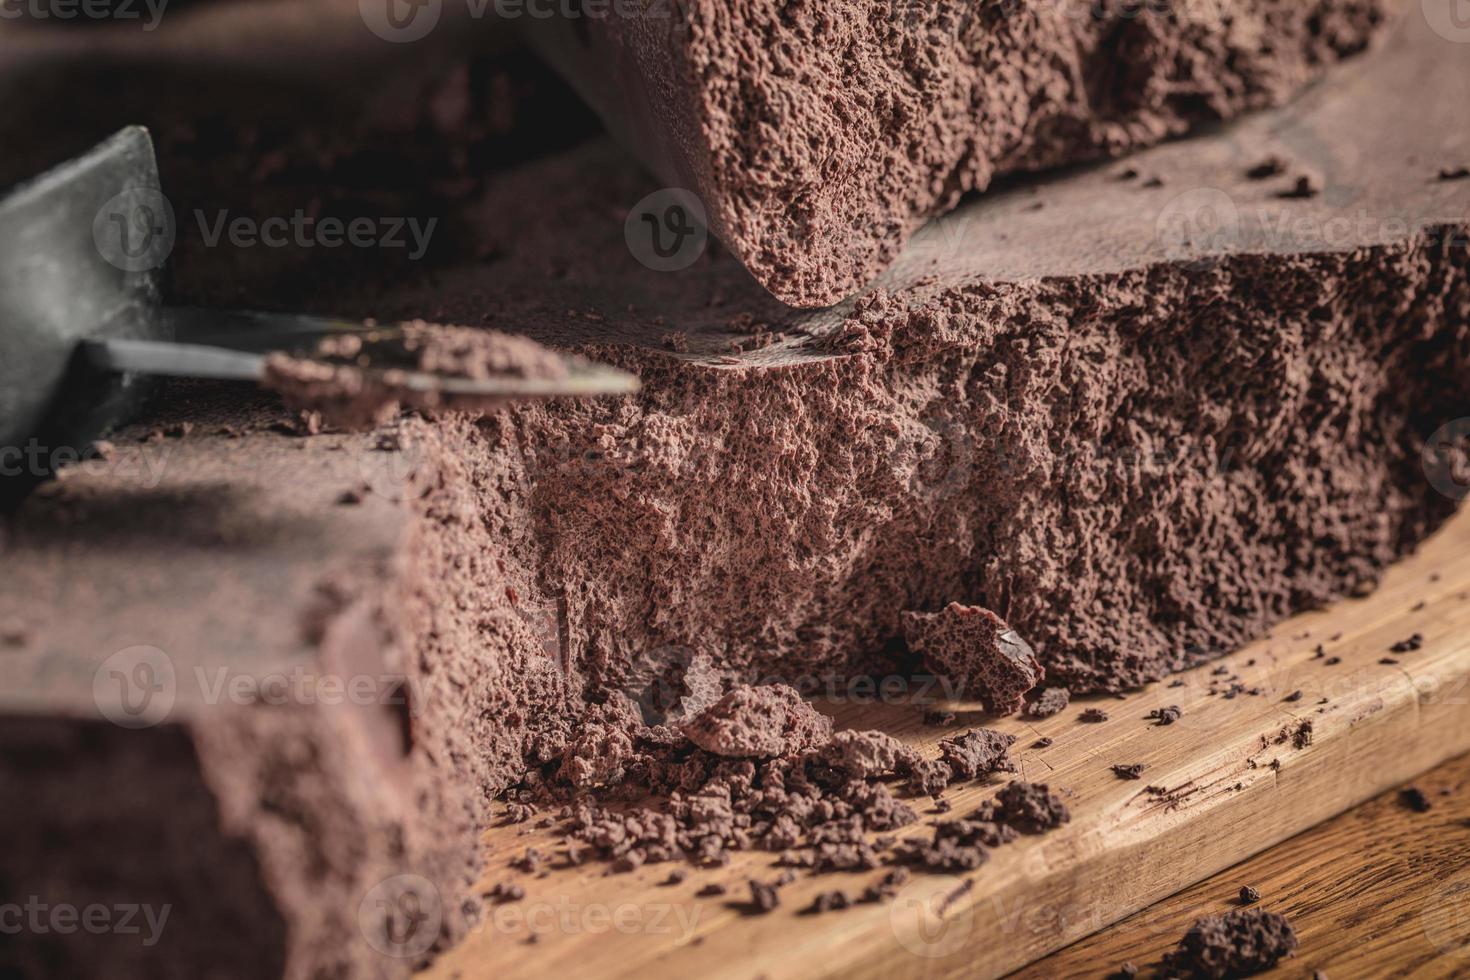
[527,0,1400,306]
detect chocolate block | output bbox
[0,389,579,978]
[526,0,1397,306]
[1,10,1466,979]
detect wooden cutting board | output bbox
[421,508,1470,980]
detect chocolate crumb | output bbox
[1401,787,1433,813]
[983,781,1071,834]
[747,879,781,914]
[861,869,910,903]
[696,883,727,898]
[485,882,525,903]
[1163,908,1299,978]
[512,848,544,874]
[1323,656,1342,666]
[1389,633,1424,654]
[336,489,363,506]
[1112,963,1140,979]
[1380,657,1400,665]
[1279,174,1322,199]
[1148,705,1183,726]
[1079,708,1110,723]
[923,710,957,727]
[664,868,688,886]
[1239,885,1261,904]
[1440,166,1470,181]
[806,891,851,914]
[1283,691,1303,702]
[1111,764,1147,780]
[1246,156,1288,180]
[1032,737,1054,749]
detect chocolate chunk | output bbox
[1024,687,1072,718]
[1162,908,1299,978]
[747,879,781,914]
[525,3,1392,306]
[939,729,1018,781]
[819,730,917,779]
[1112,764,1147,781]
[1239,885,1261,904]
[1079,708,1110,723]
[905,757,953,797]
[1148,706,1183,726]
[902,605,1043,715]
[1389,633,1424,654]
[683,684,833,758]
[983,781,1071,834]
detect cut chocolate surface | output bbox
[527,0,1397,306]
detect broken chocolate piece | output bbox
[1024,687,1071,719]
[683,685,832,758]
[1162,908,1299,978]
[1112,764,1147,781]
[819,730,917,780]
[939,729,1018,781]
[1239,885,1262,904]
[1079,708,1110,724]
[1389,634,1424,654]
[526,1,1393,305]
[902,605,1042,715]
[983,781,1071,834]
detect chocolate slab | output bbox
[526,0,1400,306]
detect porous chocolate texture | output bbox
[902,604,1043,714]
[2,12,1468,979]
[1163,908,1300,978]
[527,0,1397,305]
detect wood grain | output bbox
[420,509,1470,980]
[1016,750,1470,979]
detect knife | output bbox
[0,127,638,509]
